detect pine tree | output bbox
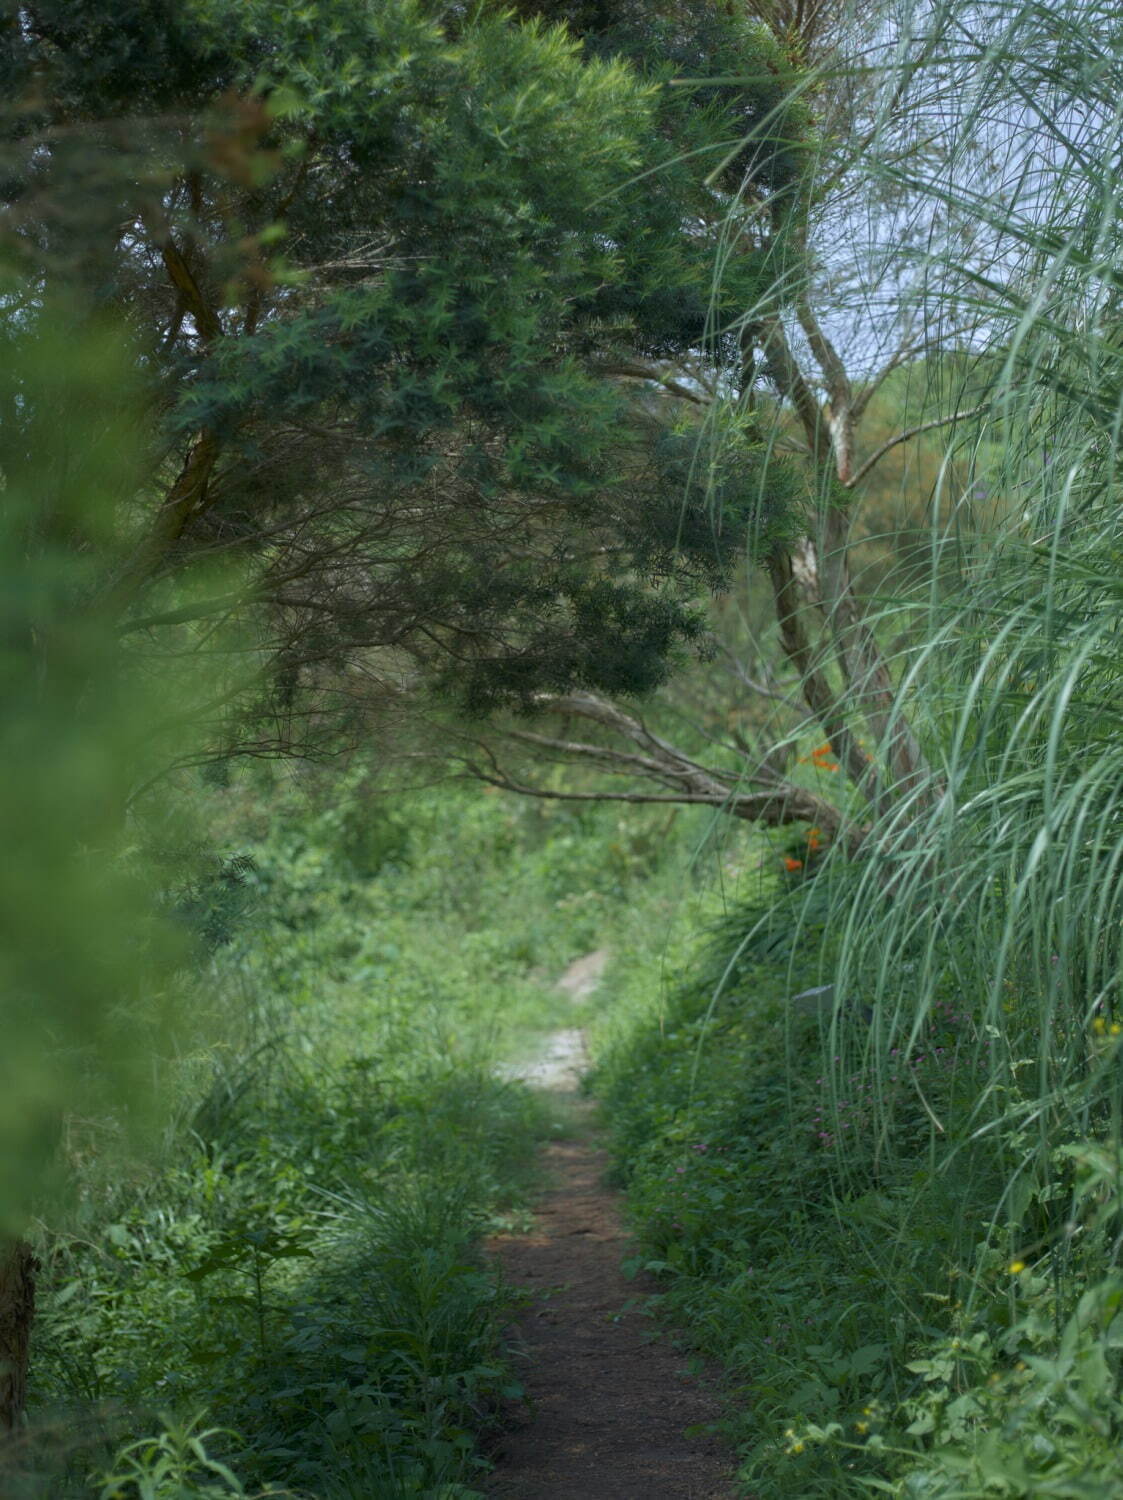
[3,0,805,760]
[0,0,806,1426]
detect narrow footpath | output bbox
[486,955,735,1499]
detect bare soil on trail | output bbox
[484,1101,735,1499]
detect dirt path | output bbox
[485,956,735,1499]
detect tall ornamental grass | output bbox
[808,0,1123,1247]
[608,2,1123,1490]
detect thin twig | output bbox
[845,403,990,489]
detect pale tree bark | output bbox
[462,272,969,843]
[455,291,975,843]
[753,305,933,812]
[459,2,981,842]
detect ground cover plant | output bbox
[12,770,706,1497]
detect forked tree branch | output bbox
[161,238,223,344]
[851,336,927,421]
[844,402,990,489]
[99,430,221,617]
[478,692,866,847]
[100,235,229,617]
[465,742,863,848]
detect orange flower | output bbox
[802,746,841,773]
[783,856,803,872]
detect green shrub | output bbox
[25,766,703,1496]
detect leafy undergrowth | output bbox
[593,883,1123,1500]
[27,920,544,1493]
[19,767,706,1498]
[37,1058,539,1500]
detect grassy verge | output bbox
[18,766,702,1498]
[592,870,1123,1499]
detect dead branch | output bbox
[463,750,863,848]
[845,403,990,490]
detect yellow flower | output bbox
[1111,1023,1122,1037]
[1093,1017,1106,1035]
[1008,1259,1026,1274]
[792,1441,805,1454]
[855,1421,869,1434]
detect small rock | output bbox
[556,948,610,1003]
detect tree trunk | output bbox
[0,1239,37,1432]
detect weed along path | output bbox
[486,954,734,1499]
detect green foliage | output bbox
[593,822,1123,1498]
[587,5,1123,1496]
[18,766,703,1496]
[2,0,808,746]
[0,307,215,1229]
[793,1147,1123,1497]
[98,1416,250,1500]
[24,788,544,1495]
[27,2,1123,1497]
[594,894,908,1496]
[513,0,807,358]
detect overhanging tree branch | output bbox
[462,746,864,847]
[844,403,990,490]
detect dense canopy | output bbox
[3,0,804,752]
